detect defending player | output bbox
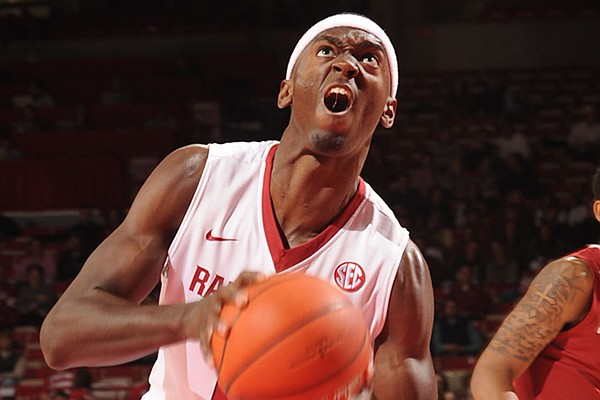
[471,166,600,399]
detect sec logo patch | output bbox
[334,262,366,292]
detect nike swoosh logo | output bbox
[205,229,238,242]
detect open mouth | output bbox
[324,87,351,113]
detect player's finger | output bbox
[233,272,268,306]
[212,280,247,309]
[234,271,268,287]
[199,296,222,367]
[217,271,266,307]
[349,388,373,400]
[201,325,215,369]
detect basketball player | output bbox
[470,166,600,399]
[40,13,436,400]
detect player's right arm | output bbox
[40,144,245,369]
[371,239,436,400]
[470,257,594,400]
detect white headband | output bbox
[285,13,398,98]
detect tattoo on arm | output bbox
[488,260,589,363]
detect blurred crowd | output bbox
[1,3,600,400]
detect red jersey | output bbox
[514,245,600,399]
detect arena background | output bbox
[1,1,599,398]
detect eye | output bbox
[317,46,335,57]
[361,54,380,66]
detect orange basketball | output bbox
[211,273,373,400]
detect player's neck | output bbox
[269,146,362,247]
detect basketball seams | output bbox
[214,274,370,400]
[215,273,303,376]
[221,276,353,395]
[213,306,243,381]
[268,330,371,400]
[224,301,352,394]
[241,329,370,400]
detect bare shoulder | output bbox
[487,256,594,364]
[515,256,593,327]
[537,256,594,298]
[148,144,208,185]
[398,239,430,282]
[382,239,434,350]
[527,256,594,326]
[125,144,209,236]
[391,239,432,302]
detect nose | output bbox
[332,55,359,78]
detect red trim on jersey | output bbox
[212,385,228,400]
[262,144,366,272]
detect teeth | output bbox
[329,87,348,95]
[324,86,351,113]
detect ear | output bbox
[593,200,600,222]
[380,97,397,128]
[277,80,293,109]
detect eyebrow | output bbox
[314,34,385,53]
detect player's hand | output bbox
[349,388,373,400]
[347,359,373,400]
[185,271,267,367]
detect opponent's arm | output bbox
[470,257,594,400]
[371,239,436,400]
[41,144,227,369]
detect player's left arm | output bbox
[371,239,436,400]
[470,256,594,400]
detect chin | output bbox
[309,130,348,153]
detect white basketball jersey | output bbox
[143,141,410,400]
